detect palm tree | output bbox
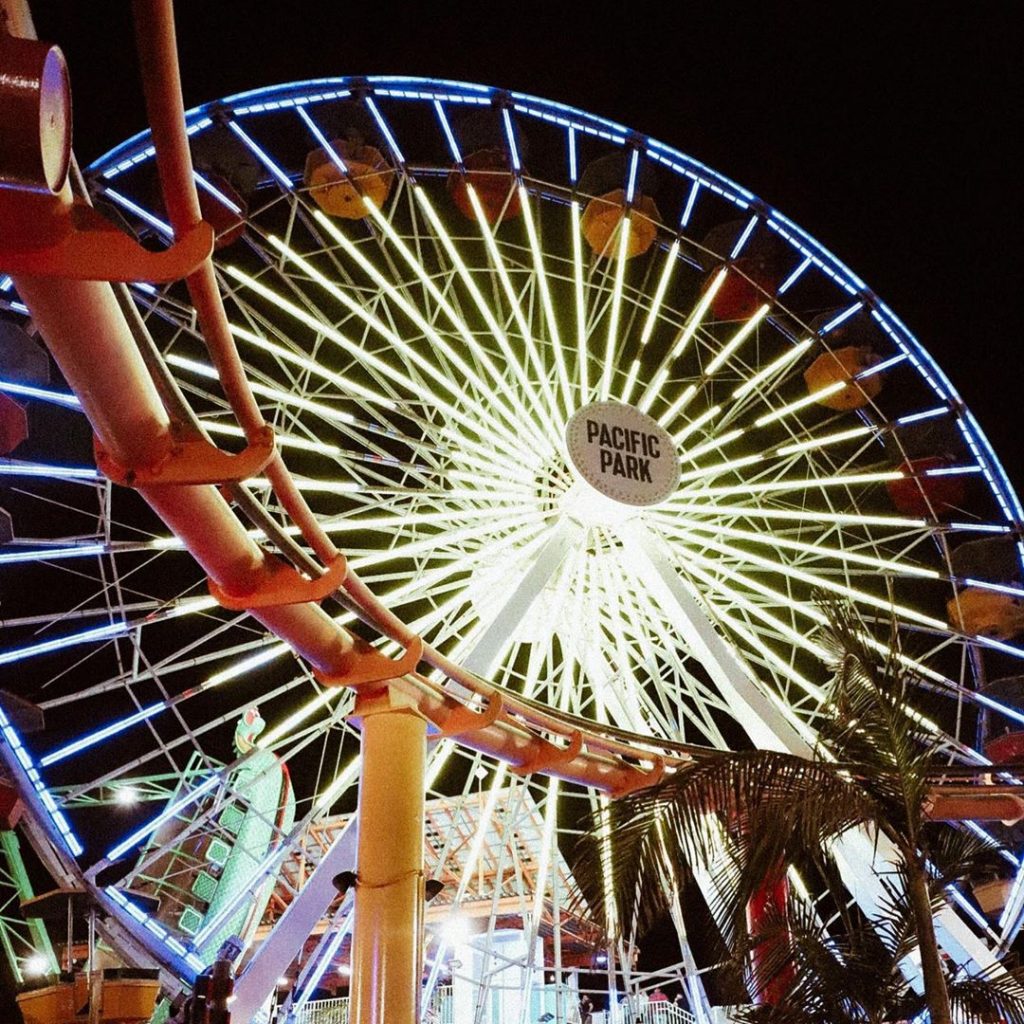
[572,602,1023,1024]
[731,865,1024,1024]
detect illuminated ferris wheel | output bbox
[3,74,1024,1021]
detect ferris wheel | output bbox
[2,73,1024,1022]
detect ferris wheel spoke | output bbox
[409,188,562,443]
[667,517,940,581]
[463,184,562,427]
[659,501,932,533]
[260,235,535,466]
[222,264,530,471]
[597,215,632,401]
[39,631,285,709]
[717,336,816,419]
[616,520,814,753]
[227,321,397,409]
[201,418,441,484]
[659,531,996,751]
[173,353,443,463]
[713,608,828,710]
[611,573,736,744]
[676,468,903,502]
[56,671,315,808]
[773,422,880,458]
[309,205,548,451]
[355,197,554,452]
[636,267,726,414]
[677,555,831,670]
[568,198,592,400]
[0,594,221,675]
[664,521,947,632]
[637,240,681,351]
[36,629,302,770]
[517,186,573,416]
[642,544,828,715]
[657,302,772,428]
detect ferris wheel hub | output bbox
[565,400,679,509]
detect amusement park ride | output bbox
[2,2,1024,1023]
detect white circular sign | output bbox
[565,401,679,506]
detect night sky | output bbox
[27,3,1020,487]
[4,0,1021,1014]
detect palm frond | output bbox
[948,962,1024,1024]
[572,749,877,939]
[925,823,1007,888]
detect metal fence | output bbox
[592,1004,696,1024]
[284,986,454,1024]
[285,991,695,1024]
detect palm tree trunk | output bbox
[904,854,952,1024]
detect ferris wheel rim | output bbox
[2,72,1023,1003]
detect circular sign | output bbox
[565,401,679,506]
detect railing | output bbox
[284,992,694,1024]
[285,987,454,1024]
[593,1003,696,1024]
[283,997,349,1024]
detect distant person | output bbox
[651,987,669,1021]
[579,992,593,1024]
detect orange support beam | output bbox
[349,687,428,1024]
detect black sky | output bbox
[29,2,1021,484]
[3,0,1021,1012]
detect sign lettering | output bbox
[566,402,679,506]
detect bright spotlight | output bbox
[439,911,472,948]
[24,953,50,977]
[115,785,140,806]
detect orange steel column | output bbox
[350,687,428,1024]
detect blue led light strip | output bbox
[501,107,521,172]
[0,460,102,481]
[103,189,173,236]
[226,121,293,189]
[434,100,462,164]
[0,543,107,565]
[296,106,348,176]
[625,149,640,204]
[729,215,758,259]
[41,702,166,767]
[0,706,83,856]
[777,255,811,295]
[0,379,81,409]
[680,180,700,227]
[819,301,864,334]
[363,96,406,165]
[193,172,243,215]
[106,773,220,861]
[896,407,947,425]
[105,888,205,974]
[0,621,129,668]
[855,353,906,379]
